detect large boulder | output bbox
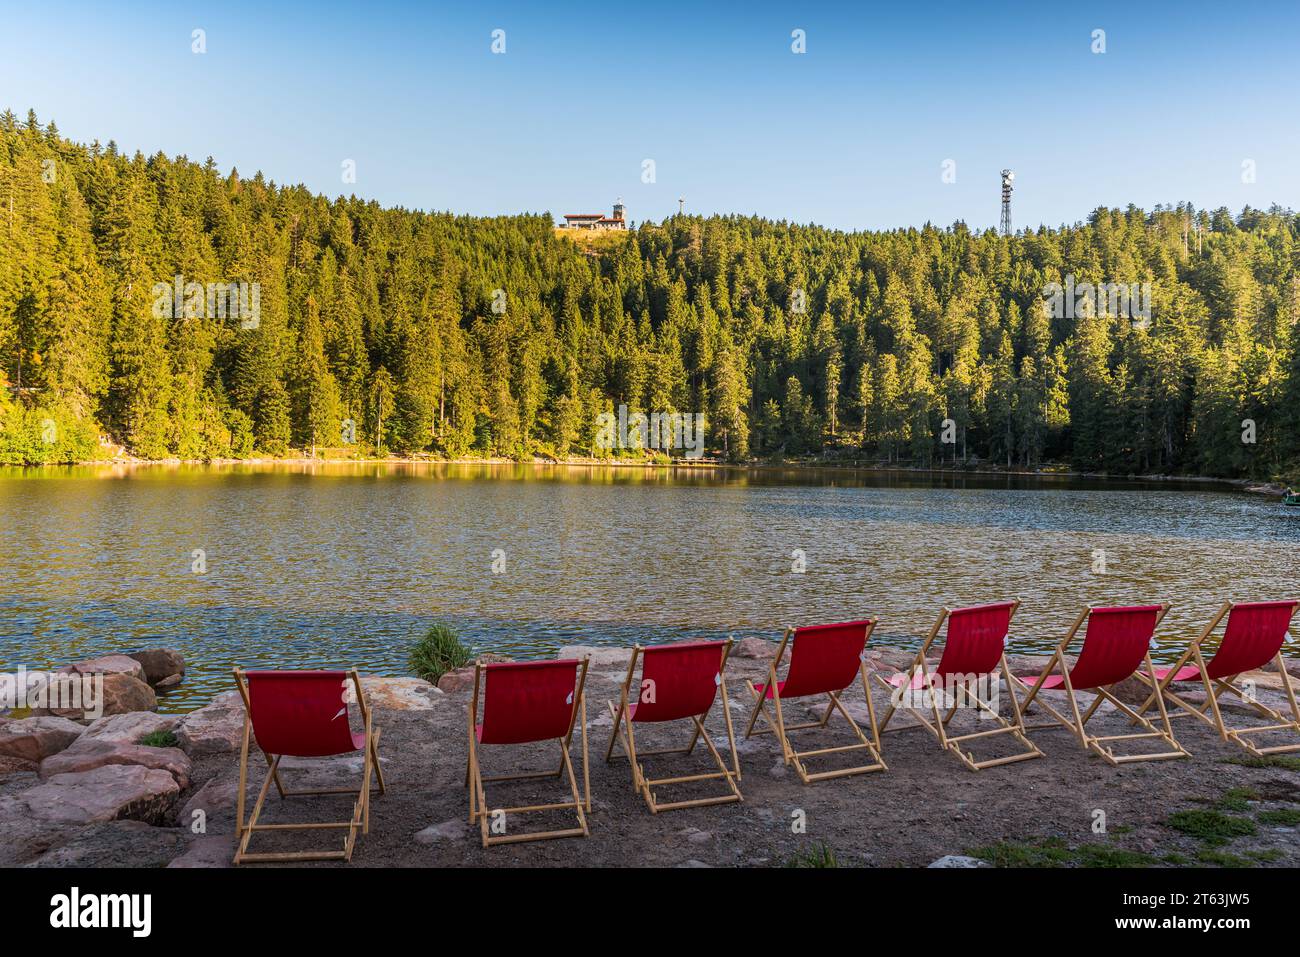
[867,647,923,672]
[166,834,235,868]
[733,637,778,659]
[0,801,79,865]
[436,667,476,693]
[178,775,239,825]
[18,764,180,825]
[1263,657,1300,680]
[70,655,145,681]
[126,649,186,687]
[0,716,86,763]
[98,674,158,716]
[350,675,441,711]
[174,691,245,755]
[557,645,631,668]
[24,820,189,869]
[39,674,157,719]
[38,737,191,788]
[82,711,178,745]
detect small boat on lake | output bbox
[1283,493,1300,507]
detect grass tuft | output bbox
[138,730,179,748]
[967,838,1073,868]
[1075,844,1158,868]
[1256,808,1300,827]
[1196,849,1254,868]
[1212,787,1260,812]
[1246,848,1284,862]
[1165,810,1257,847]
[408,623,473,684]
[784,843,838,868]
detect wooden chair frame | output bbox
[1131,600,1300,757]
[233,668,385,865]
[874,602,1043,771]
[466,659,591,848]
[605,639,742,813]
[743,621,887,783]
[1013,604,1189,766]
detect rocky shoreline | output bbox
[2,642,1298,868]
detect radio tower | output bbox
[999,169,1015,236]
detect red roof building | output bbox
[562,201,627,230]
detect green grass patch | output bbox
[1196,849,1254,868]
[785,843,838,868]
[968,837,1157,868]
[1161,852,1191,865]
[1213,787,1260,812]
[1165,810,1257,847]
[1075,844,1158,868]
[1246,848,1284,862]
[1225,754,1300,771]
[408,623,473,684]
[138,730,179,748]
[1256,808,1300,827]
[967,837,1074,868]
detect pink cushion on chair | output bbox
[1151,665,1202,683]
[1015,673,1068,691]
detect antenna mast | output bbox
[1000,170,1014,237]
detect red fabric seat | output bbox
[478,659,582,745]
[1203,601,1298,679]
[751,680,786,699]
[1015,605,1164,691]
[772,620,873,699]
[932,601,1017,679]
[630,640,727,723]
[244,670,363,757]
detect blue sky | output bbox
[2,0,1297,231]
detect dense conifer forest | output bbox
[2,109,1297,478]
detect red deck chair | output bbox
[467,658,590,848]
[874,600,1042,771]
[606,639,742,813]
[232,668,384,864]
[1012,604,1189,765]
[743,620,886,783]
[1133,600,1300,756]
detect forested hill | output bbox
[2,109,1298,479]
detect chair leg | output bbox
[370,727,386,795]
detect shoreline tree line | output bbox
[2,110,1297,479]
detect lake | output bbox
[2,463,1297,712]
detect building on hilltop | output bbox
[561,200,626,230]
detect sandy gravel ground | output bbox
[167,647,1300,868]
